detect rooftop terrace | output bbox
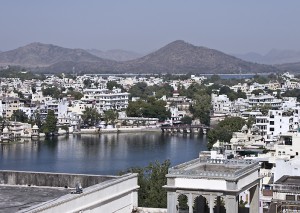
[168,158,260,180]
[0,185,71,213]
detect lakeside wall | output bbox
[77,127,161,134]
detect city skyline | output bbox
[0,0,300,54]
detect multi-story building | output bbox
[255,110,297,142]
[211,94,232,116]
[248,94,282,109]
[81,88,129,113]
[1,97,21,118]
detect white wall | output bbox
[20,173,139,213]
[175,178,227,191]
[274,158,300,182]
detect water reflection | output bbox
[0,133,207,175]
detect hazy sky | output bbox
[1,0,299,54]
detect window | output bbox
[270,121,274,125]
[270,128,274,131]
[286,195,295,201]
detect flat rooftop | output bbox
[0,170,119,212]
[275,175,300,185]
[168,158,260,180]
[0,185,71,213]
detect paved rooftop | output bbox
[0,185,72,213]
[168,158,260,179]
[275,175,300,185]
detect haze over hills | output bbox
[86,49,143,61]
[233,49,300,65]
[0,40,282,74]
[113,40,277,74]
[276,62,300,73]
[0,42,110,67]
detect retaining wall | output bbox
[0,170,117,188]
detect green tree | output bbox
[120,160,170,208]
[252,75,268,84]
[81,107,101,126]
[282,89,300,102]
[83,79,92,88]
[126,100,145,117]
[11,110,28,122]
[181,115,193,125]
[190,94,211,126]
[258,104,272,116]
[42,87,62,99]
[219,86,246,101]
[142,98,170,122]
[103,110,119,127]
[126,98,170,122]
[207,117,246,149]
[219,86,232,95]
[66,91,83,100]
[42,110,57,135]
[128,82,152,99]
[106,81,125,91]
[251,89,264,96]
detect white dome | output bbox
[241,124,248,132]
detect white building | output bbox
[82,88,129,113]
[248,94,282,109]
[211,94,232,116]
[255,110,298,142]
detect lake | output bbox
[0,133,207,175]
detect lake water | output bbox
[0,133,207,175]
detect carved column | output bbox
[249,184,259,213]
[167,191,177,213]
[188,193,193,213]
[209,195,216,213]
[225,195,238,213]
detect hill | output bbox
[0,41,279,74]
[277,62,300,73]
[114,40,277,74]
[0,42,111,67]
[233,49,300,65]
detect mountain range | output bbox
[232,49,300,65]
[0,40,296,74]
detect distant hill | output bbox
[113,40,277,74]
[0,40,279,74]
[86,49,143,61]
[277,62,300,73]
[233,49,300,65]
[0,42,109,67]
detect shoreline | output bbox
[74,127,162,134]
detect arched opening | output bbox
[213,196,226,213]
[177,194,189,213]
[193,195,209,213]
